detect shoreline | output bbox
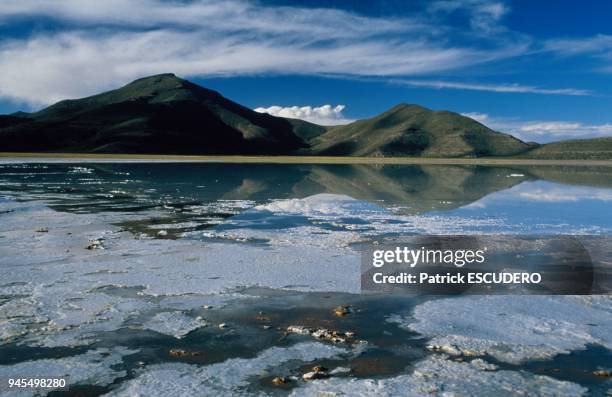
[1,152,612,166]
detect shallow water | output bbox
[0,162,611,396]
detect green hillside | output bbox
[307,104,532,157]
[519,137,612,160]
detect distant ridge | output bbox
[0,73,610,159]
[307,103,531,157]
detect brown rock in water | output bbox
[593,369,611,377]
[271,376,287,385]
[169,348,187,357]
[287,325,365,345]
[312,365,328,373]
[333,305,353,317]
[169,348,202,357]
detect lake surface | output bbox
[0,162,611,396]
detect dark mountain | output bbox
[0,74,325,154]
[307,103,532,157]
[0,73,610,159]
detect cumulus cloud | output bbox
[394,79,590,96]
[254,105,352,125]
[460,112,612,142]
[517,121,612,138]
[0,0,531,106]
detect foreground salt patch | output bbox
[290,354,587,396]
[105,342,346,397]
[391,295,612,364]
[0,198,360,349]
[0,347,136,397]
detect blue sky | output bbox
[0,0,611,142]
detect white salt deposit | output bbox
[106,342,346,396]
[0,347,136,397]
[143,311,207,338]
[290,354,587,396]
[0,197,361,348]
[390,295,612,364]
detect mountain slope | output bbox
[519,137,612,160]
[307,104,532,157]
[0,74,324,154]
[0,74,610,159]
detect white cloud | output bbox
[517,121,612,139]
[545,34,612,57]
[519,188,612,202]
[0,0,530,106]
[254,105,352,125]
[461,112,490,123]
[394,79,590,96]
[460,112,612,142]
[544,34,612,73]
[427,0,509,32]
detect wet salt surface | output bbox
[0,163,611,396]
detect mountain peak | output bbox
[389,103,427,111]
[123,73,183,90]
[381,103,429,118]
[129,73,178,82]
[28,74,221,120]
[117,73,219,102]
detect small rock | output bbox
[287,325,312,335]
[169,348,202,357]
[271,376,287,385]
[426,344,462,356]
[333,305,353,317]
[86,239,105,250]
[312,365,328,373]
[287,325,362,345]
[462,349,478,357]
[35,227,49,233]
[303,371,326,381]
[218,323,228,329]
[593,369,611,377]
[169,348,187,357]
[203,305,213,310]
[312,329,331,339]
